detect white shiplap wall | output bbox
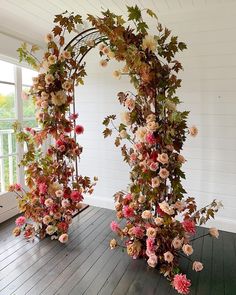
[76,5,236,233]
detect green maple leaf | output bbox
[146,9,158,19]
[127,5,141,21]
[137,22,148,34]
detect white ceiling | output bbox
[0,0,235,46]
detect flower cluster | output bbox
[11,12,96,242]
[89,7,223,294]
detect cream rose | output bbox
[121,112,132,126]
[164,251,174,263]
[45,74,54,85]
[51,91,67,106]
[159,201,174,215]
[46,225,57,235]
[48,54,57,65]
[192,261,204,272]
[136,127,147,142]
[59,233,69,243]
[125,98,135,111]
[120,130,128,139]
[142,35,157,52]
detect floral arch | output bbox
[10,6,222,294]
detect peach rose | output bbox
[192,261,204,272]
[43,215,51,225]
[177,154,186,164]
[138,195,146,204]
[158,153,169,164]
[45,198,53,207]
[164,251,174,263]
[146,114,156,123]
[151,176,160,188]
[141,210,153,219]
[182,244,193,256]
[62,50,71,59]
[99,59,108,67]
[136,127,147,142]
[147,121,159,132]
[172,237,183,249]
[110,239,117,249]
[154,217,163,226]
[146,227,157,238]
[45,74,54,85]
[159,168,169,179]
[113,70,121,79]
[209,227,219,238]
[189,125,198,137]
[44,33,53,43]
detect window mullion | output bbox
[14,66,25,187]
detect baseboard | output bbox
[83,195,115,210]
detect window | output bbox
[0,60,37,192]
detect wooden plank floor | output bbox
[0,206,235,295]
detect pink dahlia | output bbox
[15,216,26,227]
[75,125,84,135]
[132,226,144,239]
[70,190,83,202]
[110,221,120,232]
[182,219,196,234]
[123,206,135,218]
[173,274,191,295]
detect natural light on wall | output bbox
[0,59,37,193]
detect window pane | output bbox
[0,83,15,120]
[22,67,37,86]
[0,60,14,83]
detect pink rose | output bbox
[130,153,137,162]
[147,254,158,268]
[182,219,196,234]
[15,216,26,227]
[149,162,159,171]
[173,274,191,295]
